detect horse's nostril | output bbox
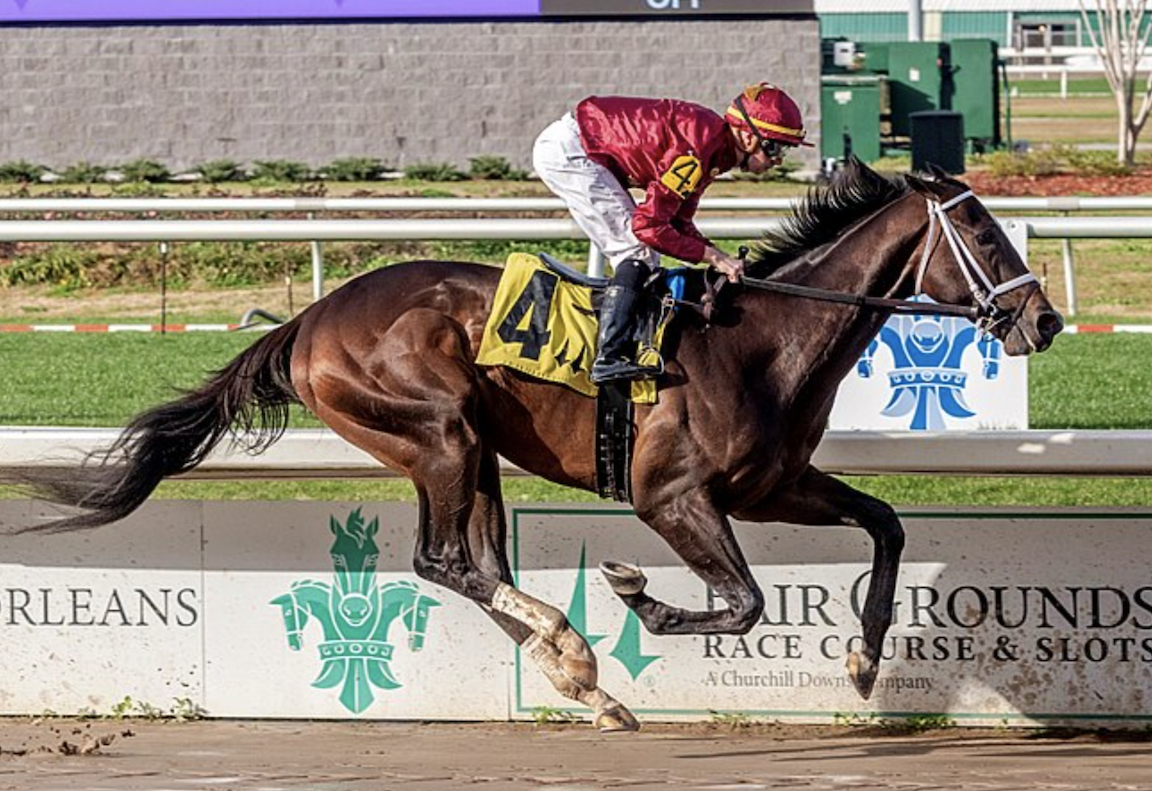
[1038,311,1065,342]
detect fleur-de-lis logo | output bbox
[856,299,1000,431]
[565,543,659,681]
[271,509,440,713]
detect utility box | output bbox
[910,110,965,174]
[950,38,1001,150]
[888,42,953,138]
[861,42,889,75]
[821,76,883,162]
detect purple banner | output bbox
[1,0,541,22]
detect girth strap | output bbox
[595,382,634,503]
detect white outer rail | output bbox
[0,215,1128,241]
[1,428,1149,479]
[1005,63,1152,98]
[0,213,1141,315]
[4,196,1152,213]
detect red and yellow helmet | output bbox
[724,83,812,148]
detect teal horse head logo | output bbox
[271,508,441,713]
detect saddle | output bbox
[476,253,704,504]
[536,254,684,504]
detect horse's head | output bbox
[904,167,1064,355]
[328,508,380,598]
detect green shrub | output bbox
[430,239,590,263]
[1063,146,1132,177]
[60,162,108,184]
[0,245,110,289]
[250,160,312,182]
[197,159,246,183]
[171,242,309,287]
[985,149,1064,178]
[120,158,172,183]
[110,182,168,198]
[322,157,385,182]
[468,155,528,181]
[982,144,1132,178]
[404,162,469,182]
[0,160,47,183]
[0,241,313,290]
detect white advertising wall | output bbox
[0,501,1148,727]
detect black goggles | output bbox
[734,95,786,159]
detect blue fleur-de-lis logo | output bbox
[856,297,1000,431]
[271,509,440,713]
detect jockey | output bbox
[533,83,811,384]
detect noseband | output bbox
[914,190,1039,333]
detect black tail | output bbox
[19,320,302,533]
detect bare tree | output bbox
[1079,0,1152,165]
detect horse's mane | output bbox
[746,158,909,277]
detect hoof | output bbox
[594,704,641,734]
[600,561,647,597]
[846,651,878,700]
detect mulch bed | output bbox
[963,169,1152,196]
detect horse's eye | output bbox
[975,228,997,246]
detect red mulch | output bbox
[963,169,1152,196]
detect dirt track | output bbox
[0,719,1149,790]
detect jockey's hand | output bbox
[702,246,745,283]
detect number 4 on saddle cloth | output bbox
[476,252,688,406]
[476,252,690,503]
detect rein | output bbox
[692,188,1037,327]
[735,275,979,319]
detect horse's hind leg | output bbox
[733,466,905,700]
[302,311,635,730]
[466,449,638,732]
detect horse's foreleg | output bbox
[602,489,766,636]
[734,466,905,700]
[465,449,638,732]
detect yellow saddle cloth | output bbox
[475,253,667,404]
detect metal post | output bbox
[587,245,607,278]
[308,212,324,302]
[908,0,923,42]
[1061,237,1078,316]
[159,242,169,335]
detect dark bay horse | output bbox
[16,161,1062,731]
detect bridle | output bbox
[708,187,1040,334]
[914,189,1039,334]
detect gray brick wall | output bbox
[0,18,820,172]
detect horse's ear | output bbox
[925,162,965,185]
[925,162,948,180]
[904,172,946,199]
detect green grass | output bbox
[0,334,262,426]
[1,332,1150,507]
[1031,334,1152,429]
[1011,77,1113,96]
[1,332,1146,429]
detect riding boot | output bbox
[591,280,661,385]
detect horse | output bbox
[14,160,1063,732]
